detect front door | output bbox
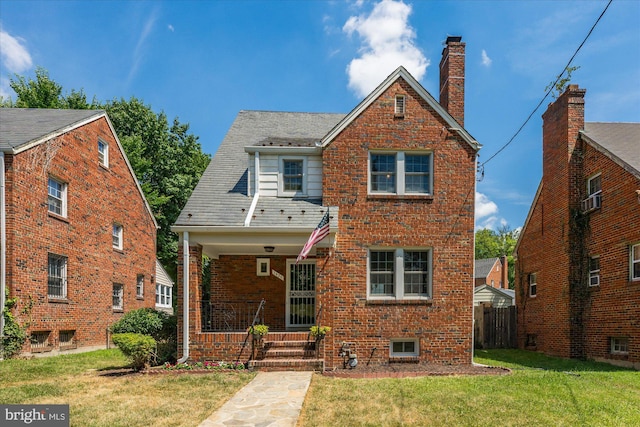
[286,259,316,329]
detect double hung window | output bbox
[369,152,431,195]
[369,249,431,299]
[48,254,67,299]
[48,177,67,217]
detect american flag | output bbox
[296,209,330,263]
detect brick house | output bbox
[474,256,509,288]
[515,85,640,369]
[173,36,480,370]
[0,108,157,356]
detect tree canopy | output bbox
[475,225,520,289]
[4,68,210,279]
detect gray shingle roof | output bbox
[0,108,105,152]
[582,122,640,176]
[474,257,499,279]
[175,110,345,228]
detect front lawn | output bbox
[0,349,255,426]
[299,349,640,427]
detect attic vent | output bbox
[395,95,405,117]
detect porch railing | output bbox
[200,300,264,332]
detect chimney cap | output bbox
[446,36,462,44]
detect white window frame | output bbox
[98,139,109,167]
[367,248,432,300]
[256,258,271,276]
[112,224,123,250]
[48,176,67,217]
[112,283,124,310]
[611,337,629,355]
[136,274,144,298]
[589,256,600,287]
[278,157,307,197]
[369,151,432,196]
[587,173,602,197]
[631,243,640,282]
[529,272,537,297]
[390,339,419,357]
[395,95,406,116]
[156,284,173,308]
[48,253,67,299]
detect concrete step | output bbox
[261,348,317,359]
[263,340,315,350]
[248,358,324,372]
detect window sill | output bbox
[389,356,419,363]
[367,194,434,202]
[30,346,53,353]
[113,308,124,313]
[48,298,69,304]
[48,212,69,223]
[99,163,109,171]
[136,296,144,301]
[366,298,432,306]
[113,248,124,254]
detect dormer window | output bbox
[395,95,405,117]
[278,157,307,197]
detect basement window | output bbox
[59,330,76,349]
[610,337,629,355]
[30,331,52,352]
[390,339,418,357]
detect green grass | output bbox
[0,349,256,426]
[299,349,640,427]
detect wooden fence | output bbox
[474,305,517,349]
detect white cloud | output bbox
[475,192,507,230]
[343,0,428,97]
[168,24,174,32]
[128,9,158,84]
[0,29,33,73]
[481,49,492,67]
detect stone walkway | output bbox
[199,371,313,427]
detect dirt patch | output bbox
[322,363,510,378]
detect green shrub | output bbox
[2,290,28,359]
[110,308,165,336]
[110,309,177,365]
[112,333,156,371]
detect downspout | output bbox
[0,153,5,360]
[244,152,260,226]
[177,231,190,363]
[471,152,478,364]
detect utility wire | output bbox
[478,0,613,175]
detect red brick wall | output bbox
[320,77,477,367]
[517,85,639,368]
[5,116,156,354]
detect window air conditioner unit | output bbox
[581,193,601,213]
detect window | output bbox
[278,157,306,196]
[48,254,67,299]
[529,273,537,297]
[48,177,67,217]
[112,224,123,250]
[369,152,432,195]
[369,249,432,299]
[112,284,123,310]
[611,337,629,355]
[582,174,602,212]
[30,331,51,352]
[59,330,76,349]
[156,284,173,308]
[631,244,640,281]
[395,95,405,116]
[589,256,600,286]
[390,339,418,357]
[98,139,109,167]
[256,258,270,276]
[136,274,144,298]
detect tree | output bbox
[4,68,210,280]
[475,225,520,288]
[102,97,210,278]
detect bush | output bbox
[110,308,177,365]
[112,333,156,371]
[2,290,28,359]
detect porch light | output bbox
[264,246,275,253]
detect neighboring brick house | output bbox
[173,36,480,370]
[0,108,157,356]
[515,85,640,369]
[474,256,508,288]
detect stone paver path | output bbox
[199,371,312,427]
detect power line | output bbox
[478,0,613,175]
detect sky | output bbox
[1,0,639,231]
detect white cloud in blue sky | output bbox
[0,27,33,99]
[343,0,428,98]
[481,49,492,67]
[127,8,159,85]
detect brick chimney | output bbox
[439,36,465,127]
[500,255,509,289]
